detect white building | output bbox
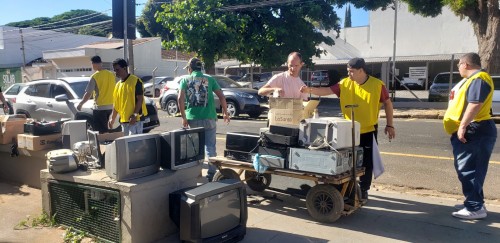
[43,37,188,79]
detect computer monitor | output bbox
[105,133,161,181]
[169,179,248,243]
[160,127,205,170]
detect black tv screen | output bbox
[169,179,247,243]
[200,189,241,238]
[160,127,205,170]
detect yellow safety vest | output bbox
[339,76,384,134]
[91,70,115,106]
[113,75,148,123]
[443,71,493,134]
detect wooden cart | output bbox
[209,156,365,223]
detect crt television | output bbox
[160,127,205,170]
[169,179,248,243]
[105,133,161,181]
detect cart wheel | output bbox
[244,171,272,192]
[213,168,240,181]
[306,184,344,223]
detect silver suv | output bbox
[428,72,463,102]
[14,77,160,132]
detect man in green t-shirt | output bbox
[178,57,230,181]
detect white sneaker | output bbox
[452,207,487,220]
[453,204,487,211]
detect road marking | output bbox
[381,151,500,165]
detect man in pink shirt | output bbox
[258,52,309,100]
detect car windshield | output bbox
[434,74,462,84]
[214,76,243,88]
[68,81,88,99]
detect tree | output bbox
[156,0,396,70]
[344,4,352,28]
[137,0,174,40]
[6,10,112,37]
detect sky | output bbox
[0,0,369,28]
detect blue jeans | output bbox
[122,121,143,136]
[451,119,496,211]
[188,119,217,180]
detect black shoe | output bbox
[361,190,368,201]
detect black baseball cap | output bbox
[184,57,203,70]
[347,57,366,69]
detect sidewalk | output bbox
[2,180,500,243]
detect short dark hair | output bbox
[112,58,128,68]
[461,52,481,67]
[185,57,203,71]
[288,52,302,62]
[347,57,366,70]
[91,55,102,63]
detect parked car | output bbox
[490,75,500,116]
[428,72,463,102]
[401,73,426,90]
[144,76,174,97]
[14,77,160,133]
[1,83,26,114]
[159,75,268,118]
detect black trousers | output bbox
[359,125,378,192]
[93,109,112,133]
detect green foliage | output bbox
[5,9,112,37]
[63,227,88,243]
[14,211,57,230]
[344,5,352,28]
[137,0,175,40]
[157,0,359,69]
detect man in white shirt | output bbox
[258,52,309,100]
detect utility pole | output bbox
[123,0,128,68]
[19,29,26,67]
[391,0,398,101]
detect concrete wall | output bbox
[366,3,477,58]
[41,165,202,243]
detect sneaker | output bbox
[454,204,487,211]
[452,207,487,220]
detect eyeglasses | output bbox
[457,62,467,68]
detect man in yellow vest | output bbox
[300,57,395,202]
[108,58,148,135]
[77,56,115,133]
[443,52,496,220]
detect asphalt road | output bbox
[153,114,500,200]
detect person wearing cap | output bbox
[108,58,148,135]
[178,57,230,182]
[300,57,395,202]
[258,52,309,100]
[77,55,116,133]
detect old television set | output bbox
[160,127,205,170]
[105,133,161,181]
[169,179,248,243]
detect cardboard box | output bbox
[17,133,62,151]
[0,114,27,144]
[267,98,319,126]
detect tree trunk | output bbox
[469,0,500,74]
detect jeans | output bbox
[121,121,143,135]
[188,119,217,180]
[451,119,496,211]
